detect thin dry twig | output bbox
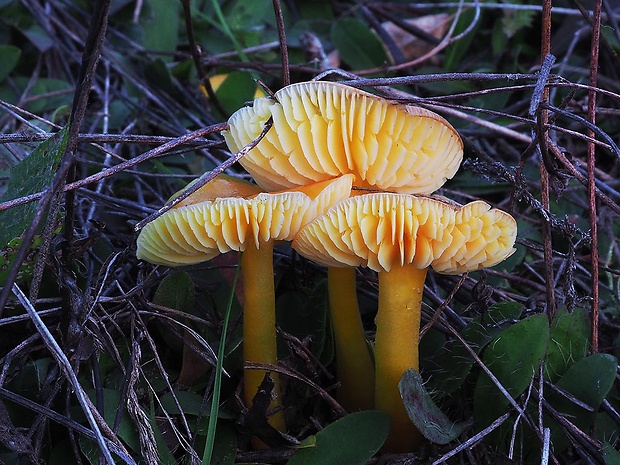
[0,124,227,213]
[11,284,123,465]
[587,0,602,353]
[134,118,273,231]
[272,0,290,86]
[431,412,511,465]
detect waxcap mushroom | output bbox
[223,81,463,194]
[292,193,517,274]
[136,173,356,267]
[292,192,516,452]
[136,173,355,439]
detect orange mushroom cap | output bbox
[136,174,355,267]
[292,193,517,274]
[223,81,463,194]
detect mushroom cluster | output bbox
[224,80,516,452]
[221,80,467,418]
[136,80,517,453]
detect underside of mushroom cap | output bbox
[431,200,517,274]
[136,174,354,267]
[223,81,463,194]
[292,194,517,274]
[292,193,458,273]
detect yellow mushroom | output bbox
[293,193,517,452]
[223,80,463,194]
[136,174,354,436]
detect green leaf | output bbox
[142,0,179,60]
[603,442,620,465]
[202,267,240,465]
[276,282,328,359]
[473,314,549,430]
[78,389,142,463]
[287,411,390,465]
[213,72,262,118]
[501,9,535,38]
[443,8,479,71]
[8,77,73,114]
[223,0,275,48]
[87,389,141,453]
[0,126,68,247]
[152,271,195,313]
[555,353,617,410]
[428,302,523,396]
[152,272,196,353]
[158,390,236,422]
[0,235,43,285]
[331,17,389,71]
[159,390,205,416]
[0,45,21,82]
[544,308,590,382]
[209,422,237,465]
[144,58,176,95]
[22,24,53,52]
[546,354,618,453]
[149,409,178,465]
[399,369,464,444]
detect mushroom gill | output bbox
[223,81,463,194]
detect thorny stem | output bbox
[327,267,374,412]
[538,2,556,320]
[374,264,427,453]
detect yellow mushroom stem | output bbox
[240,240,287,433]
[375,263,427,452]
[327,267,374,411]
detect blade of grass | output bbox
[202,265,241,465]
[208,0,249,63]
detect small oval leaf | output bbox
[544,307,590,382]
[555,353,617,410]
[428,302,524,396]
[474,314,549,430]
[152,271,195,313]
[399,369,464,444]
[213,72,263,118]
[546,354,618,453]
[287,411,390,465]
[0,45,21,82]
[331,18,389,71]
[0,126,69,248]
